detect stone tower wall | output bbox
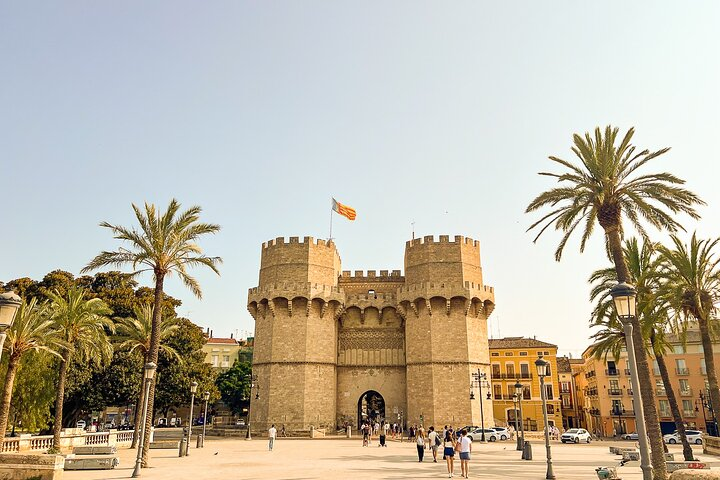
[401,235,495,429]
[247,237,343,432]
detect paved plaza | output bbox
[63,437,716,480]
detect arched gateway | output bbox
[358,390,385,427]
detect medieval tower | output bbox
[247,235,495,432]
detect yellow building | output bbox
[203,335,253,370]
[489,337,562,431]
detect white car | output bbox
[663,430,703,445]
[467,428,499,442]
[76,420,86,429]
[490,427,510,440]
[560,428,591,444]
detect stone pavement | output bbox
[63,437,716,480]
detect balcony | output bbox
[608,389,623,396]
[680,388,693,397]
[610,409,635,417]
[490,373,533,380]
[624,369,631,375]
[653,369,661,376]
[656,388,667,396]
[676,368,690,375]
[627,389,633,395]
[701,367,707,375]
[683,410,696,417]
[660,410,672,419]
[585,371,596,379]
[605,369,620,376]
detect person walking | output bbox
[362,422,369,447]
[268,424,277,451]
[428,426,439,463]
[443,430,455,478]
[379,421,386,447]
[416,428,425,462]
[458,429,472,478]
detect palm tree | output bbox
[589,239,694,461]
[527,125,704,479]
[657,233,720,433]
[0,298,62,446]
[47,287,113,451]
[114,304,181,447]
[82,199,221,465]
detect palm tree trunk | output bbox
[0,354,21,446]
[697,315,720,433]
[52,354,71,451]
[654,345,694,461]
[141,274,165,467]
[605,226,668,479]
[131,376,146,448]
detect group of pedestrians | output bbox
[360,420,393,447]
[414,426,472,478]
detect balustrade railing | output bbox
[2,430,135,453]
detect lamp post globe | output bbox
[610,281,651,480]
[0,292,21,362]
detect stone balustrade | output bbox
[1,429,135,454]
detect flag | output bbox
[332,197,357,221]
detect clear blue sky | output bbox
[2,2,719,357]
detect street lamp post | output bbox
[515,381,525,453]
[246,374,258,440]
[613,405,625,436]
[185,381,198,456]
[699,390,717,436]
[201,391,210,448]
[512,393,521,450]
[536,355,555,480]
[132,362,157,478]
[610,282,651,480]
[470,369,490,441]
[0,292,22,362]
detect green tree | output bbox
[216,360,252,415]
[657,233,720,431]
[0,299,62,445]
[589,239,694,461]
[7,350,57,433]
[82,199,221,466]
[115,304,181,447]
[47,287,114,450]
[154,318,218,418]
[527,125,703,479]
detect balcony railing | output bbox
[627,389,633,395]
[610,409,635,417]
[624,369,631,375]
[676,368,690,375]
[680,388,693,397]
[608,388,623,396]
[605,369,620,376]
[683,410,696,417]
[656,388,667,396]
[660,410,672,418]
[586,371,596,378]
[491,372,533,380]
[653,369,661,376]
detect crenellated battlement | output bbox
[248,282,343,296]
[397,282,494,295]
[405,235,479,248]
[339,270,404,281]
[262,236,334,249]
[345,292,397,303]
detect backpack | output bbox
[435,434,441,447]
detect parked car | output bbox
[490,427,510,440]
[467,428,499,442]
[560,428,591,444]
[663,430,703,445]
[622,432,639,440]
[76,420,86,429]
[235,419,246,427]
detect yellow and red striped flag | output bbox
[332,197,357,221]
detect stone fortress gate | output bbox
[246,235,495,433]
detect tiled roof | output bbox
[556,356,572,373]
[488,337,557,349]
[206,338,238,345]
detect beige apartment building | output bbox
[203,335,253,370]
[578,324,718,436]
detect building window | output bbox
[682,399,693,416]
[673,345,686,354]
[212,355,218,367]
[523,386,531,400]
[491,352,500,357]
[547,404,555,414]
[519,352,528,356]
[659,400,671,417]
[494,384,502,400]
[544,384,554,400]
[701,359,707,375]
[652,360,660,376]
[520,363,530,378]
[679,379,690,395]
[675,359,689,375]
[492,364,501,377]
[505,352,513,356]
[506,364,515,377]
[560,382,570,393]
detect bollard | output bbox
[179,437,187,457]
[522,441,532,460]
[346,426,352,438]
[197,433,203,448]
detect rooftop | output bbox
[556,356,572,373]
[205,338,239,345]
[488,336,557,350]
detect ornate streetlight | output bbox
[185,381,198,456]
[201,391,210,448]
[610,282,651,480]
[515,381,525,453]
[0,292,22,362]
[132,362,157,478]
[469,369,490,441]
[535,355,555,480]
[246,374,258,440]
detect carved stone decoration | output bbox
[268,299,277,318]
[288,298,293,317]
[257,303,266,319]
[410,301,419,317]
[338,328,405,351]
[446,299,451,316]
[465,299,472,317]
[425,298,432,316]
[320,301,329,318]
[306,299,312,317]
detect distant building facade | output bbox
[203,336,253,370]
[489,337,562,431]
[247,235,496,432]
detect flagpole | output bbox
[329,205,334,241]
